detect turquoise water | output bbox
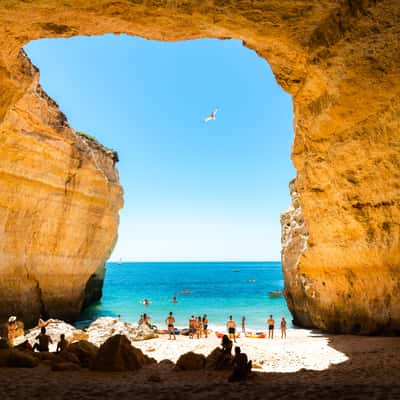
[77,262,292,330]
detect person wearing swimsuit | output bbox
[226,315,237,343]
[267,315,275,339]
[165,311,176,340]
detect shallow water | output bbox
[77,261,292,330]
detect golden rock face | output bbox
[0,1,399,333]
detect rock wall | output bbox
[0,1,399,333]
[0,50,122,326]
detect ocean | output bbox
[76,261,292,331]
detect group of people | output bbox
[227,315,287,340]
[188,314,208,339]
[266,315,287,339]
[5,315,69,354]
[163,312,209,340]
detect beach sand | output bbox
[1,328,400,399]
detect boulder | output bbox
[33,351,56,362]
[87,317,158,346]
[54,351,80,365]
[0,349,10,366]
[92,334,155,372]
[7,350,38,368]
[52,362,81,371]
[158,359,175,368]
[176,352,206,371]
[14,320,87,351]
[205,347,233,370]
[66,340,98,367]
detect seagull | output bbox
[204,107,219,122]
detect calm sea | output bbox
[76,261,292,330]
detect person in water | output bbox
[228,346,252,382]
[202,314,209,338]
[280,317,287,339]
[33,327,52,352]
[56,334,68,353]
[172,295,177,303]
[143,299,150,306]
[226,315,237,343]
[165,312,176,340]
[267,315,275,339]
[241,316,246,333]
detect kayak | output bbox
[245,332,266,339]
[215,332,240,339]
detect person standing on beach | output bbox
[280,317,287,339]
[196,316,202,339]
[227,315,237,343]
[267,315,275,339]
[241,316,246,333]
[202,314,209,338]
[189,315,196,339]
[165,312,176,340]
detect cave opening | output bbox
[24,34,296,331]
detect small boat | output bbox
[232,269,241,272]
[245,332,266,339]
[215,332,240,339]
[268,290,283,298]
[180,289,192,295]
[246,279,256,283]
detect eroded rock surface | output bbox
[0,1,399,333]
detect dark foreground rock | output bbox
[92,334,156,372]
[176,352,206,371]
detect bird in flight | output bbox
[204,107,219,122]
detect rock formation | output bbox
[0,1,399,333]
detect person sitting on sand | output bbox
[143,313,151,327]
[202,314,208,338]
[226,315,237,343]
[215,335,234,370]
[280,317,287,339]
[37,316,57,328]
[228,346,252,382]
[33,327,52,352]
[7,316,18,345]
[56,334,68,353]
[267,315,275,339]
[221,334,233,355]
[165,312,176,340]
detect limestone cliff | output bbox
[0,1,399,333]
[0,50,122,326]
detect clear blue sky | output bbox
[25,35,295,261]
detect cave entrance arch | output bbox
[0,1,399,334]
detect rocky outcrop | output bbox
[0,1,399,333]
[176,352,206,371]
[87,317,158,346]
[92,334,156,372]
[0,50,122,326]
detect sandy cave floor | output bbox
[1,331,400,400]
